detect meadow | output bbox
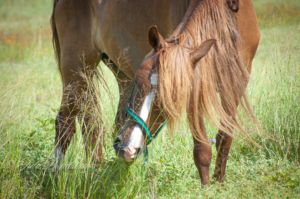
[0,0,300,198]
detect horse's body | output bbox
[51,0,260,184]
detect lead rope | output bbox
[144,121,167,166]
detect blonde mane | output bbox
[156,0,261,145]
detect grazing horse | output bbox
[51,0,260,185]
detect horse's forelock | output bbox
[155,43,193,132]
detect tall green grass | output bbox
[0,0,300,198]
[248,24,300,160]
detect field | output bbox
[0,0,300,198]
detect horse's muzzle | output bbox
[113,135,144,162]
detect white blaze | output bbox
[124,73,158,161]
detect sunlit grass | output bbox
[0,0,300,198]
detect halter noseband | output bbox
[125,82,167,164]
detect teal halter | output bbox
[126,82,167,164]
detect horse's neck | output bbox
[170,0,200,38]
[168,0,232,50]
[169,0,225,48]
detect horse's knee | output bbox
[193,144,212,167]
[60,56,100,88]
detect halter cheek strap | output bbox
[126,83,167,164]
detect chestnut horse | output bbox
[51,0,260,185]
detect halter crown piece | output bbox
[125,82,167,165]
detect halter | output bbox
[126,82,167,164]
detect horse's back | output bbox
[95,0,190,78]
[53,0,259,78]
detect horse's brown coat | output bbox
[51,0,260,184]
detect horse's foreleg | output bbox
[53,0,102,164]
[213,129,233,182]
[213,53,255,182]
[54,50,101,164]
[193,115,212,186]
[55,80,85,164]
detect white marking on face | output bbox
[151,73,158,85]
[123,73,158,161]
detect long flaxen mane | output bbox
[156,0,262,145]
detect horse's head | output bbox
[113,26,215,162]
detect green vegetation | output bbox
[0,0,299,198]
[254,0,300,27]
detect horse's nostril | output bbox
[114,135,122,145]
[113,137,125,160]
[134,147,143,157]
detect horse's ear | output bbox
[148,25,165,51]
[190,39,216,66]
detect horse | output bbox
[51,0,260,185]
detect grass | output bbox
[0,0,300,198]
